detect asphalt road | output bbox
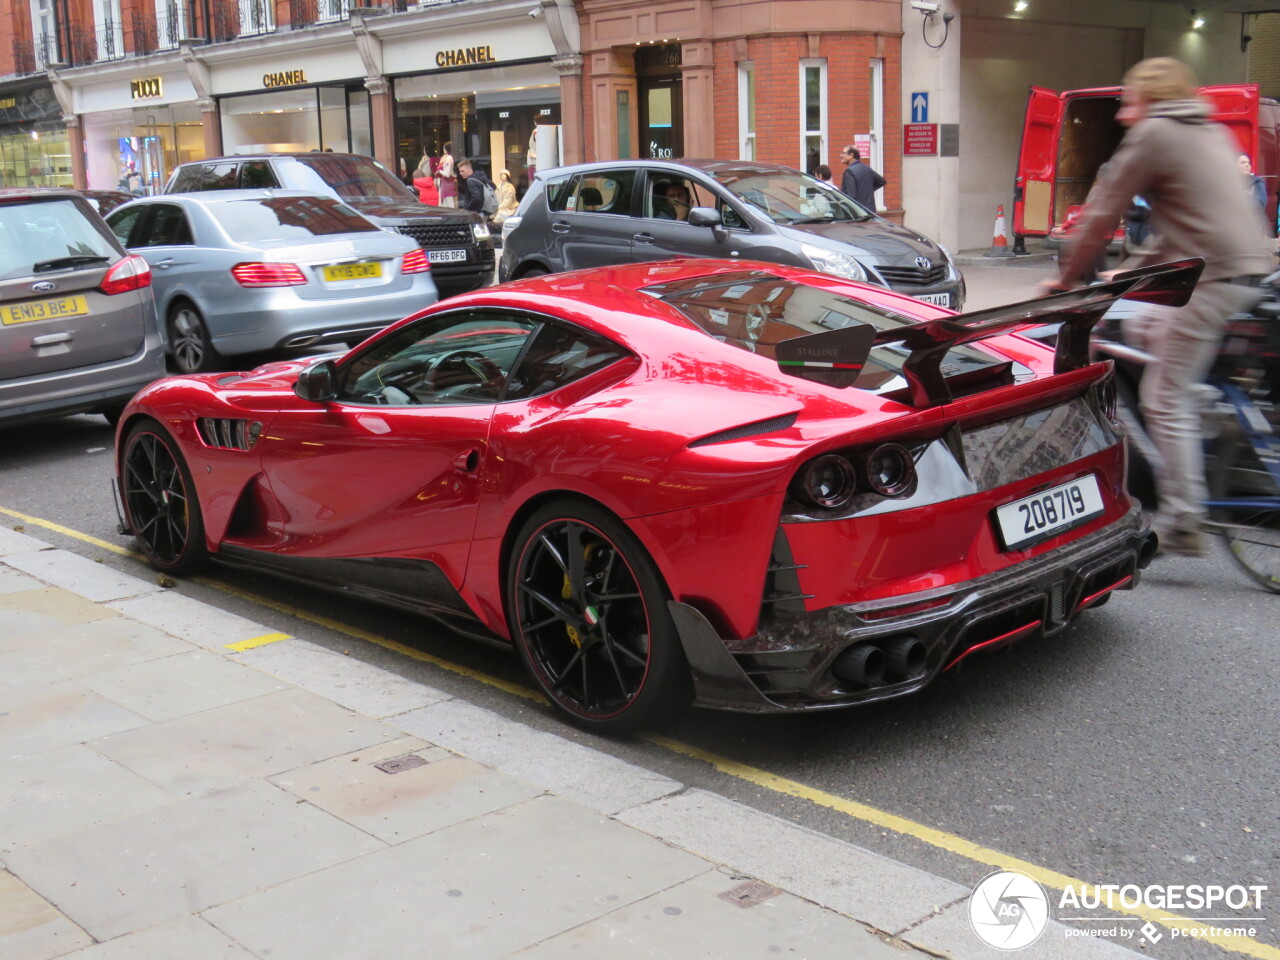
[2,261,1276,960]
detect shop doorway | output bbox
[637,44,682,160]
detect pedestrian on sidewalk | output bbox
[1042,57,1273,557]
[457,159,495,217]
[412,158,439,206]
[1237,153,1268,222]
[838,146,885,212]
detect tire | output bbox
[517,266,549,279]
[120,418,208,574]
[1208,432,1280,593]
[168,302,218,374]
[505,500,691,733]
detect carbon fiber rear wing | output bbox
[776,258,1203,407]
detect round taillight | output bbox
[793,454,858,509]
[862,443,916,497]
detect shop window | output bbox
[738,63,756,161]
[800,59,827,176]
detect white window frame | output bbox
[869,58,885,207]
[799,58,828,174]
[29,0,55,67]
[156,0,189,50]
[738,61,756,161]
[95,0,125,60]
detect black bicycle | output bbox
[1092,281,1280,592]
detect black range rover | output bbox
[165,153,494,298]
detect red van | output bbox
[1013,83,1278,252]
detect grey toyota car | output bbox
[499,159,964,310]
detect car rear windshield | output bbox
[706,166,873,225]
[0,198,118,281]
[212,196,380,241]
[293,156,412,201]
[644,271,1021,394]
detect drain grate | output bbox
[717,879,783,908]
[374,754,428,775]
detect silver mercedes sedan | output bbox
[106,190,438,373]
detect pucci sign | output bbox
[130,77,163,100]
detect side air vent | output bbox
[197,418,259,451]
[689,413,798,448]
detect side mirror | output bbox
[688,206,726,242]
[294,360,338,402]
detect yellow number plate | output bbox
[1,295,90,326]
[322,262,382,282]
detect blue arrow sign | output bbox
[911,92,929,124]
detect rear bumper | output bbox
[0,338,166,427]
[670,503,1155,713]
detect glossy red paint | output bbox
[116,257,1161,716]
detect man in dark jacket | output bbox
[1048,58,1272,556]
[838,146,886,212]
[456,159,493,215]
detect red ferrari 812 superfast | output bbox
[115,258,1199,731]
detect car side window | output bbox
[240,161,279,189]
[645,176,696,222]
[720,197,748,230]
[106,206,147,247]
[338,311,538,407]
[137,205,193,247]
[562,171,634,216]
[505,321,628,401]
[545,176,574,212]
[174,162,238,192]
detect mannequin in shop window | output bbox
[436,142,457,208]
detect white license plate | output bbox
[994,475,1105,550]
[427,248,468,264]
[915,292,951,307]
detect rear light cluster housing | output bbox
[790,443,917,511]
[232,262,308,287]
[99,254,152,295]
[401,248,431,274]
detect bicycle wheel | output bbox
[1207,432,1280,593]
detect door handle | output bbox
[154,258,176,268]
[633,233,655,244]
[551,221,571,234]
[31,332,73,346]
[452,448,481,473]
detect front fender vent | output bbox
[197,418,259,451]
[689,413,798,448]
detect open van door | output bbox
[1013,86,1064,243]
[1201,83,1260,156]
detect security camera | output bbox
[911,1,940,12]
[527,5,542,16]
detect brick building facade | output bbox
[577,0,903,218]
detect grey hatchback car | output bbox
[499,159,965,310]
[1,187,164,428]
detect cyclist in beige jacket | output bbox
[1047,58,1273,557]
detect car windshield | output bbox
[0,198,117,280]
[645,271,1023,394]
[212,196,380,242]
[706,166,874,225]
[293,156,413,201]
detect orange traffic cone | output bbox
[985,204,1014,258]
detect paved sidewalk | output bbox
[1,525,1137,960]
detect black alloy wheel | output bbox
[121,419,208,574]
[168,303,217,374]
[1208,432,1280,594]
[506,501,691,732]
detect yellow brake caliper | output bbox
[563,542,602,648]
